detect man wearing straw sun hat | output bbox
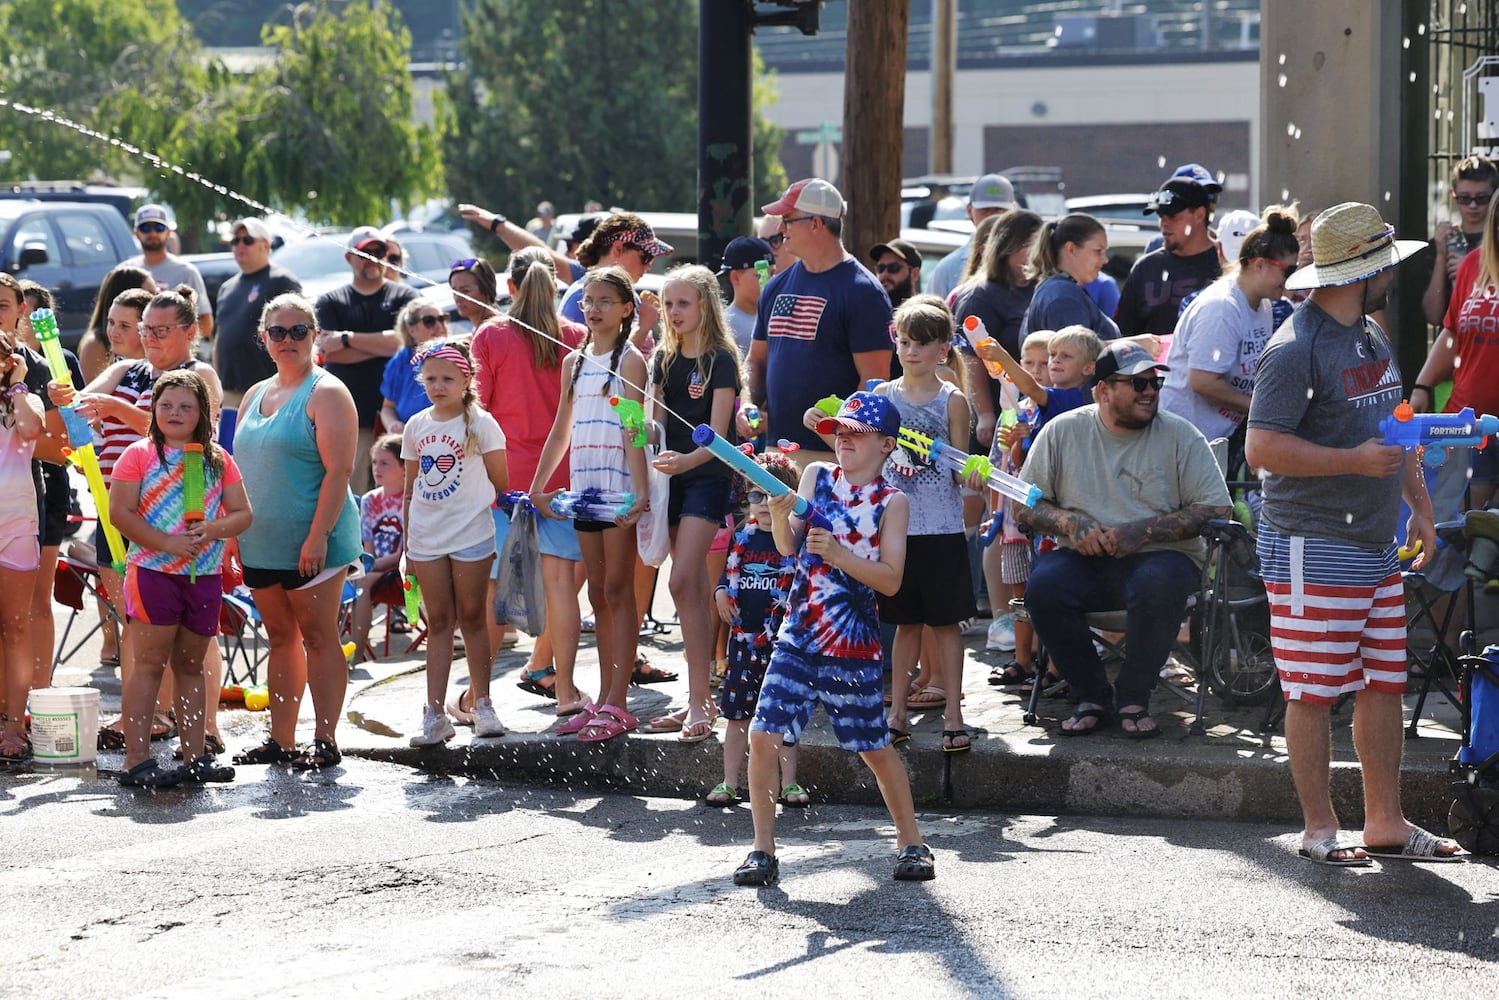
[1245,202,1464,866]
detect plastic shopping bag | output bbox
[493,501,547,635]
[636,442,672,568]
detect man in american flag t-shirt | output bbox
[747,178,894,464]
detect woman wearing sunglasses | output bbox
[1159,205,1300,449]
[379,298,450,437]
[230,293,362,772]
[51,285,225,751]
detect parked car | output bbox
[0,199,139,348]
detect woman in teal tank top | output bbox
[231,293,361,772]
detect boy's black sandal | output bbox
[180,754,236,783]
[989,661,1033,687]
[894,843,936,881]
[289,739,342,771]
[232,738,298,765]
[733,850,780,887]
[118,759,182,788]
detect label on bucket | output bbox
[31,712,81,759]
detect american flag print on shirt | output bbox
[767,293,828,342]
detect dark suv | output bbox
[0,200,139,347]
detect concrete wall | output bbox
[767,59,1261,205]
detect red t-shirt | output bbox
[1442,249,1499,414]
[472,316,587,492]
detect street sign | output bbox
[812,142,840,184]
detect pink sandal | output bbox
[554,703,598,737]
[577,705,638,743]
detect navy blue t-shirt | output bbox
[1021,273,1119,342]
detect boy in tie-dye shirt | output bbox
[732,391,936,888]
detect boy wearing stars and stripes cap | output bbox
[747,179,895,471]
[731,390,937,888]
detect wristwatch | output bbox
[489,215,507,233]
[341,332,351,350]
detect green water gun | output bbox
[182,443,205,582]
[33,308,127,572]
[608,395,647,447]
[754,259,770,289]
[404,574,422,626]
[813,394,844,417]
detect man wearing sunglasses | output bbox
[1018,341,1231,739]
[315,225,419,491]
[1116,177,1222,340]
[213,217,302,412]
[124,204,213,342]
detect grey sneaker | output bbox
[473,697,507,738]
[409,708,456,747]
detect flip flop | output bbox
[887,726,911,746]
[1299,833,1372,867]
[642,711,685,734]
[779,783,810,808]
[1364,826,1466,863]
[1117,709,1162,741]
[907,685,948,708]
[1059,707,1109,737]
[678,717,716,744]
[941,728,972,754]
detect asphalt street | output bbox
[3,760,1496,999]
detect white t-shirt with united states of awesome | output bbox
[752,257,894,451]
[401,407,507,559]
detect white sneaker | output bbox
[473,697,507,738]
[409,708,456,747]
[986,614,1016,651]
[445,690,475,726]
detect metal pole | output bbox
[698,0,756,271]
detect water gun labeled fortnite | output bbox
[897,427,1042,508]
[182,443,206,583]
[546,488,636,522]
[962,316,1006,380]
[608,395,647,447]
[1380,401,1499,466]
[32,308,127,572]
[692,424,836,559]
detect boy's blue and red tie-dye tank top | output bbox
[776,464,899,660]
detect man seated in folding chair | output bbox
[1017,342,1232,738]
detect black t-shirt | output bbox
[216,264,302,393]
[1116,246,1221,337]
[954,279,1037,413]
[19,343,80,542]
[651,346,740,480]
[314,281,419,424]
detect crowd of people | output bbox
[0,159,1479,876]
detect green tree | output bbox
[446,0,784,228]
[162,0,446,232]
[0,0,209,184]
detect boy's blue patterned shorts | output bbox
[719,640,772,721]
[750,642,890,752]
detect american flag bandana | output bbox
[412,343,471,377]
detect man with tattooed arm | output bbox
[1017,341,1231,738]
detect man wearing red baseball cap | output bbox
[747,179,894,470]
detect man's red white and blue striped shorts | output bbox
[1257,526,1406,704]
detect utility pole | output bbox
[931,0,955,174]
[843,1,910,264]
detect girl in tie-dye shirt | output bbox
[110,370,251,787]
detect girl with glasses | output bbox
[380,298,450,437]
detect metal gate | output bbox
[1426,1,1499,220]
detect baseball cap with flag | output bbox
[815,391,902,437]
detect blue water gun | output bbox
[545,487,636,522]
[1380,401,1499,466]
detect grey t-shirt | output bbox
[1021,405,1230,566]
[1159,278,1273,442]
[726,302,757,358]
[123,253,211,317]
[1247,301,1404,548]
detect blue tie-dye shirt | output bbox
[776,465,899,660]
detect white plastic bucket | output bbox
[28,687,100,765]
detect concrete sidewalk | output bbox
[48,600,1471,830]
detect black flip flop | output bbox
[1059,708,1109,737]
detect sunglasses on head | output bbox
[264,324,311,342]
[137,222,168,234]
[415,314,448,328]
[450,258,479,272]
[1106,374,1165,393]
